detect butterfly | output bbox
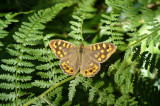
[49,40,116,77]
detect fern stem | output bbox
[15,51,23,106]
[23,75,75,106]
[121,28,159,51]
[110,8,114,43]
[80,15,85,41]
[80,17,84,41]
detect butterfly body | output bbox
[49,40,116,77]
[79,43,84,53]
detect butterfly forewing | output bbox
[84,43,116,63]
[49,40,78,59]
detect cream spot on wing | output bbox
[63,43,66,47]
[93,64,98,69]
[94,54,98,58]
[54,45,57,48]
[98,58,101,61]
[97,45,100,49]
[70,45,73,48]
[93,45,96,50]
[101,54,105,58]
[90,47,92,50]
[53,42,57,48]
[58,40,61,45]
[64,52,67,55]
[90,62,93,66]
[66,44,70,48]
[103,43,106,48]
[57,51,61,54]
[62,62,66,66]
[101,50,104,53]
[106,54,110,58]
[60,54,63,58]
[59,47,62,50]
[107,44,112,52]
[67,60,69,64]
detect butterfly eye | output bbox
[70,69,73,72]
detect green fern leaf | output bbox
[100,14,124,45]
[68,76,82,101]
[69,15,85,41]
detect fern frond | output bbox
[100,14,124,45]
[36,61,59,70]
[88,87,95,101]
[68,76,82,101]
[0,13,18,51]
[79,76,112,104]
[69,15,85,41]
[115,95,138,106]
[46,87,63,106]
[114,49,134,93]
[32,80,52,88]
[62,101,72,106]
[0,92,16,101]
[74,0,97,19]
[0,74,31,82]
[0,1,75,105]
[0,11,34,51]
[89,81,106,102]
[105,0,123,10]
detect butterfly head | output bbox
[80,43,84,47]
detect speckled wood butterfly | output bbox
[49,40,116,77]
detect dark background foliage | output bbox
[0,0,160,106]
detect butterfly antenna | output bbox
[84,35,91,41]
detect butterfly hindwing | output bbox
[84,43,116,63]
[49,40,77,59]
[80,53,100,77]
[60,51,81,75]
